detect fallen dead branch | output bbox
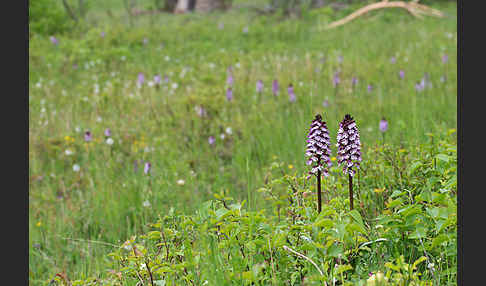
[326,0,444,29]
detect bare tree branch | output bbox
[62,0,78,22]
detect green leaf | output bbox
[435,154,450,163]
[408,226,427,239]
[412,256,427,270]
[154,280,166,286]
[327,243,344,258]
[431,234,450,249]
[386,198,403,209]
[147,231,162,240]
[335,264,353,274]
[348,209,367,234]
[407,161,422,175]
[313,218,334,228]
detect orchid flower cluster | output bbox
[306,113,362,212]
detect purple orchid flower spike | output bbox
[333,72,340,88]
[154,74,161,85]
[100,31,105,38]
[306,114,332,213]
[379,118,388,133]
[415,78,425,92]
[226,87,233,101]
[144,162,151,174]
[336,114,362,178]
[399,70,405,79]
[288,84,296,102]
[195,106,206,117]
[390,56,396,64]
[256,80,263,93]
[208,136,215,145]
[227,74,233,86]
[442,54,449,64]
[351,77,358,87]
[336,114,362,210]
[50,36,58,45]
[84,131,92,142]
[138,73,145,86]
[367,84,373,93]
[272,79,279,96]
[104,128,111,137]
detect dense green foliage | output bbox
[29,1,457,285]
[29,0,74,35]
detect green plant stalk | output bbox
[349,173,353,210]
[317,169,322,213]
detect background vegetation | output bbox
[29,0,457,284]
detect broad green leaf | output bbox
[327,243,344,258]
[435,154,450,163]
[348,209,367,234]
[313,218,334,228]
[431,234,450,249]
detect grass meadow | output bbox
[29,1,457,284]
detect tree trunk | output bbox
[175,0,189,13]
[195,0,228,12]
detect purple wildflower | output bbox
[256,80,263,93]
[154,74,161,85]
[351,77,358,87]
[144,162,151,174]
[415,78,425,92]
[306,114,332,179]
[399,70,405,79]
[333,72,340,87]
[390,56,396,64]
[104,128,111,137]
[195,106,206,117]
[137,73,145,86]
[288,84,296,102]
[367,84,373,93]
[272,79,279,96]
[100,31,105,38]
[379,118,388,133]
[226,87,233,101]
[50,36,58,45]
[227,74,233,86]
[336,114,362,177]
[84,131,92,142]
[442,54,448,64]
[208,136,215,145]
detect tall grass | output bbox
[29,1,456,283]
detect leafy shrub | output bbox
[29,0,74,36]
[70,137,455,285]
